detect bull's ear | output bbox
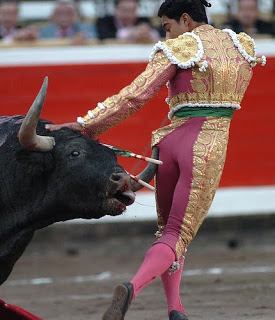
[16,149,55,176]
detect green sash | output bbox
[174,107,234,119]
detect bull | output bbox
[0,77,158,286]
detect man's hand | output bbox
[45,122,84,132]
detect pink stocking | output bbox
[161,262,185,315]
[130,242,175,300]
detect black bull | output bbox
[0,77,158,286]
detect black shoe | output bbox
[169,310,189,320]
[102,282,134,320]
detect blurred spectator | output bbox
[96,0,159,43]
[39,0,97,45]
[223,0,274,37]
[0,1,38,44]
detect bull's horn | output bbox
[19,76,55,152]
[131,147,159,192]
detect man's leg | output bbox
[161,263,185,315]
[158,117,230,317]
[156,117,206,316]
[102,243,176,320]
[130,242,176,300]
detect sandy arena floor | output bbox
[0,229,275,320]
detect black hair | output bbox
[158,0,211,24]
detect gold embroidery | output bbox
[223,38,234,49]
[237,33,255,57]
[190,79,207,93]
[240,64,252,80]
[168,27,253,110]
[175,239,186,258]
[169,92,244,107]
[163,34,199,64]
[155,182,165,238]
[151,117,189,146]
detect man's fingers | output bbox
[45,122,83,132]
[45,124,62,131]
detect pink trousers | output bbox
[131,117,231,314]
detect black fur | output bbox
[0,116,125,285]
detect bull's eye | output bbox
[71,151,80,157]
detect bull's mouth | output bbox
[114,189,136,207]
[104,170,136,216]
[106,189,136,216]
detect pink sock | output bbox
[130,242,175,300]
[161,263,185,315]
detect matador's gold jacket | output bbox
[77,25,266,140]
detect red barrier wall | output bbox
[1,57,275,187]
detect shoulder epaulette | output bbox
[223,29,266,67]
[149,32,208,71]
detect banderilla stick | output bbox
[129,153,162,165]
[128,173,155,192]
[103,144,162,165]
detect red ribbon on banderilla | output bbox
[102,144,163,191]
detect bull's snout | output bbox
[110,172,131,190]
[109,172,135,206]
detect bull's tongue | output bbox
[121,190,136,206]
